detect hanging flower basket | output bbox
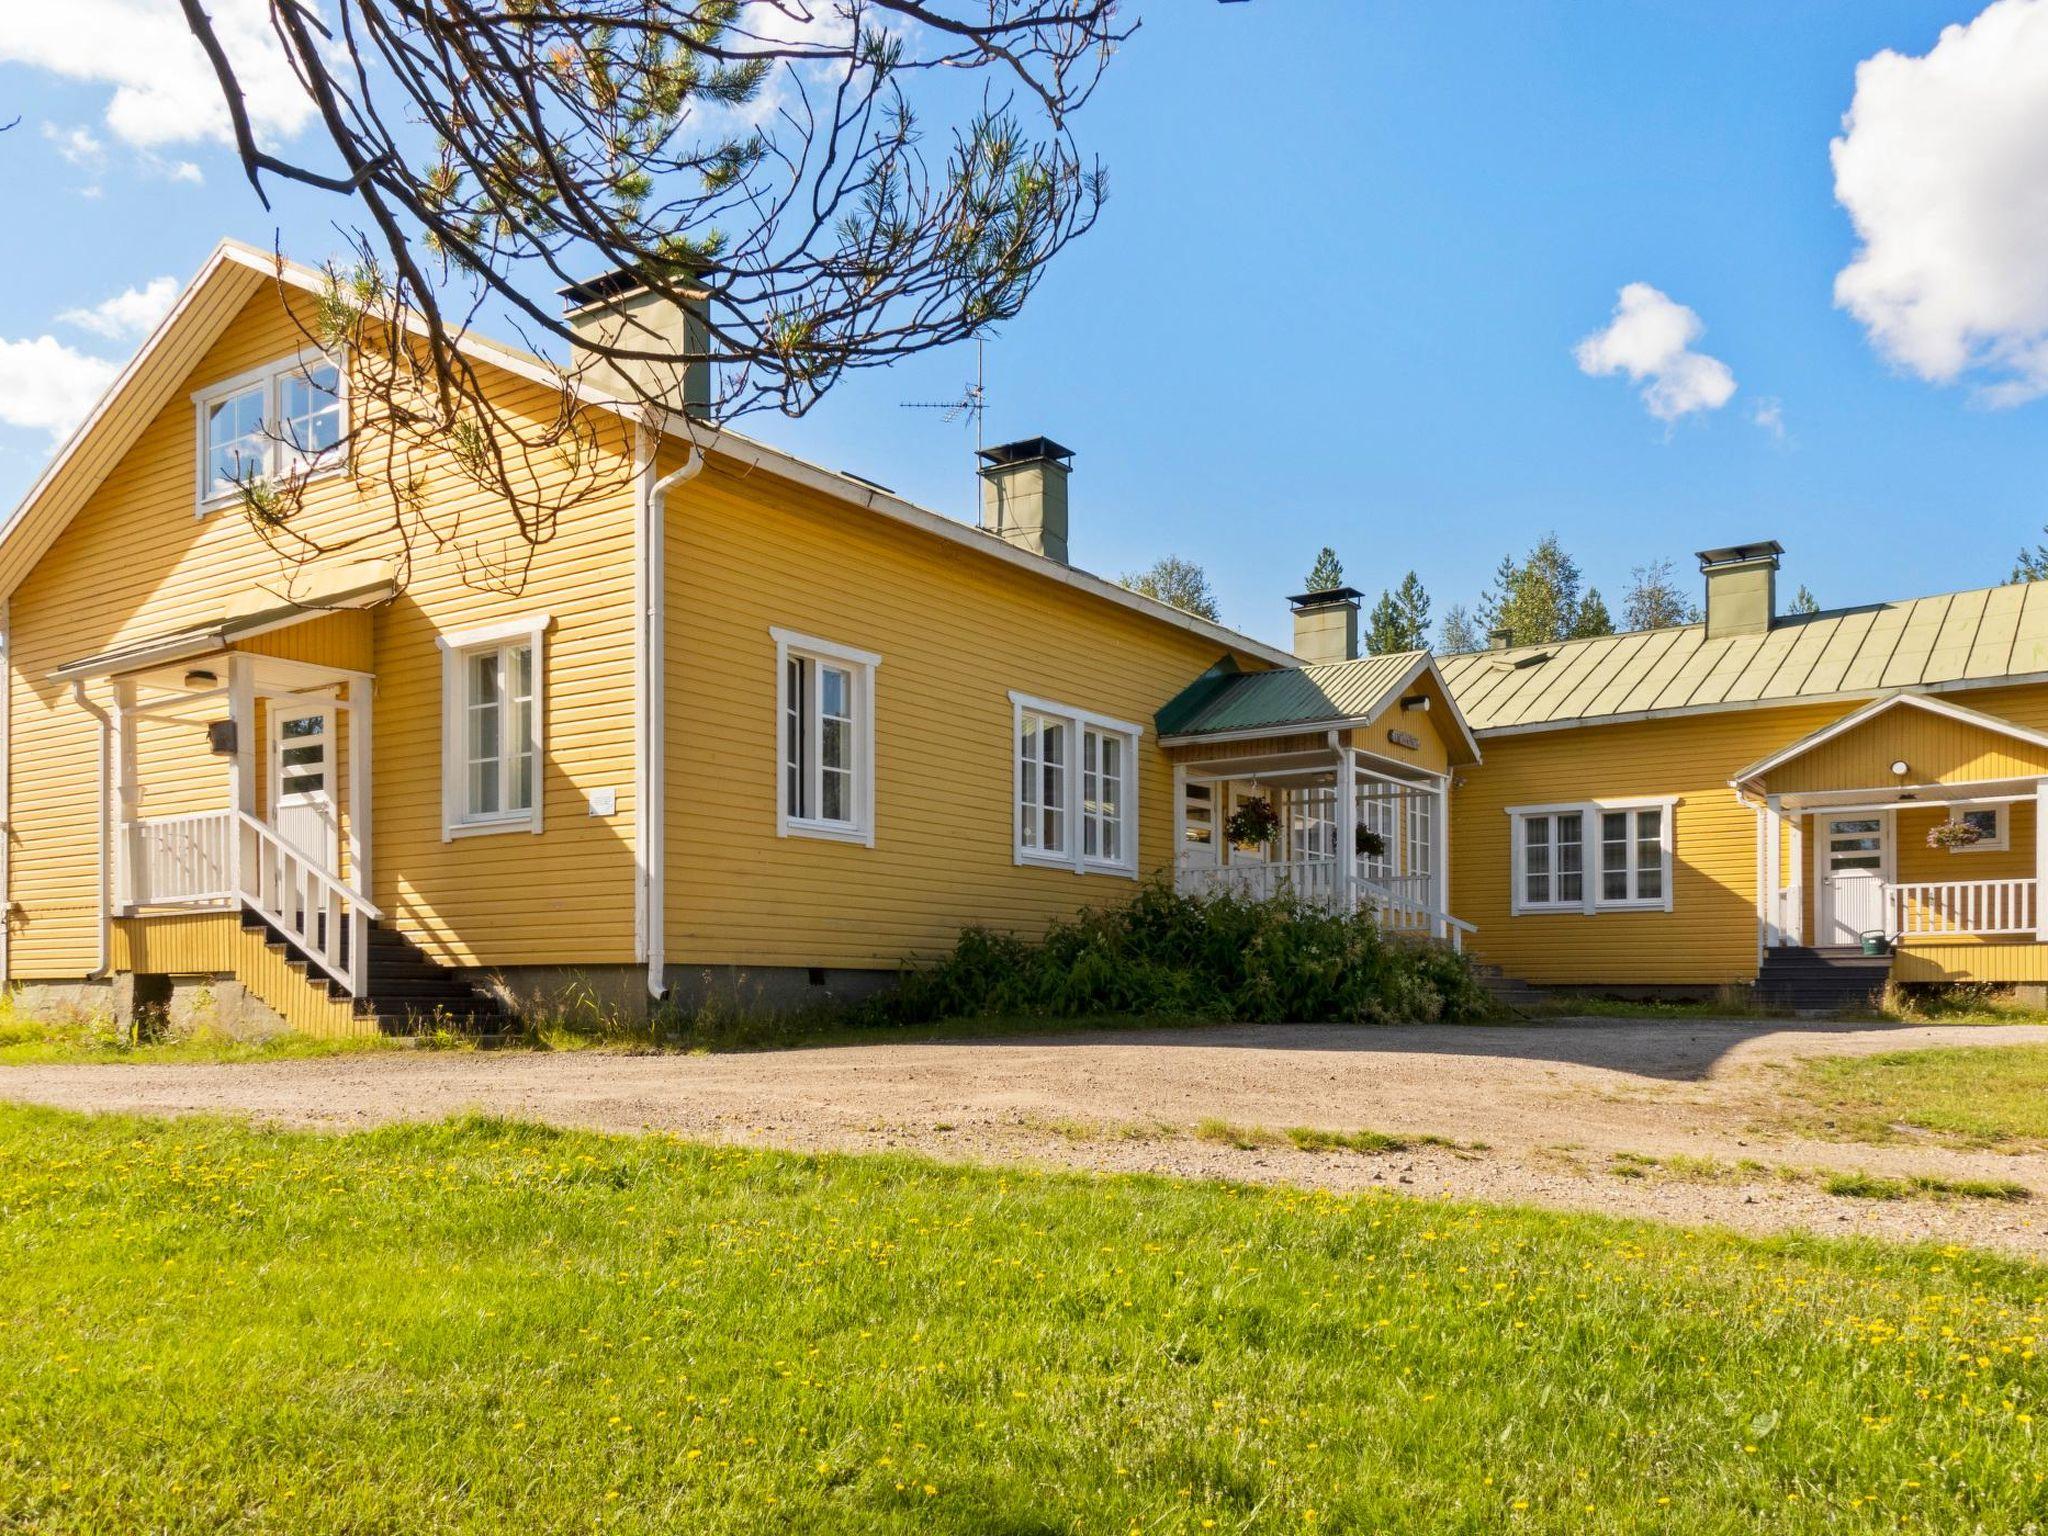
[1226,794,1281,850]
[1356,825,1387,860]
[1926,818,1984,852]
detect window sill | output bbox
[782,818,872,847]
[194,461,346,518]
[444,815,541,842]
[1015,849,1139,879]
[1512,901,1671,917]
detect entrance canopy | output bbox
[48,557,394,684]
[1733,691,2048,802]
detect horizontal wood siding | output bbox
[662,448,1262,969]
[1453,702,1849,986]
[1458,684,2048,987]
[112,913,365,1034]
[6,285,639,979]
[1765,709,2048,794]
[1894,941,2048,984]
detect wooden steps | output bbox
[239,910,508,1033]
[1754,945,1892,1014]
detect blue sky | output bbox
[4,1,2047,651]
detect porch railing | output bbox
[126,812,235,907]
[1885,878,2037,939]
[1175,858,1474,952]
[235,811,381,998]
[116,808,380,997]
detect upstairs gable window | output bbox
[194,354,345,508]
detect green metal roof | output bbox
[1436,578,2048,733]
[1156,649,1432,738]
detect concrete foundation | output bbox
[10,972,288,1041]
[464,965,652,1025]
[661,963,897,1017]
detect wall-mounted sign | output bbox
[1387,728,1422,751]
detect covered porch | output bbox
[1154,648,1483,951]
[1168,737,1468,947]
[52,566,389,998]
[1739,692,2048,982]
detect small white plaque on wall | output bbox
[587,788,617,817]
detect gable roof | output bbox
[1438,580,2048,735]
[1155,649,1482,765]
[1729,691,2048,791]
[0,240,1296,670]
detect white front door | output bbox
[270,702,338,876]
[1814,812,1888,946]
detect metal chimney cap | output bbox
[1285,586,1365,609]
[1694,540,1785,570]
[558,266,711,314]
[976,436,1075,468]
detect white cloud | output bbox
[0,337,119,440]
[58,278,180,342]
[1833,0,2048,405]
[0,0,315,149]
[1574,282,1738,422]
[41,123,105,170]
[1751,397,1787,442]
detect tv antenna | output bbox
[900,337,986,454]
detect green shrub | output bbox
[861,883,1494,1027]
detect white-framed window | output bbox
[1011,692,1141,877]
[1952,806,2009,852]
[438,614,549,840]
[773,628,879,846]
[1509,797,1676,915]
[193,351,346,510]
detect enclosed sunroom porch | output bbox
[1154,649,1483,950]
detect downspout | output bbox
[635,423,705,999]
[69,680,112,979]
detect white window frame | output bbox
[1009,691,1142,878]
[773,628,879,847]
[1507,796,1677,915]
[192,349,349,514]
[437,614,550,841]
[1951,805,2009,852]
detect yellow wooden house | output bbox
[4,240,2043,1032]
[0,240,1346,1033]
[1433,544,2048,1007]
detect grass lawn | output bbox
[1789,1043,2048,1148]
[0,1109,2043,1532]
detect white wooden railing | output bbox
[1885,878,2036,939]
[115,808,379,997]
[126,811,234,907]
[1176,858,1475,952]
[234,811,380,997]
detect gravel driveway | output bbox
[6,1018,2047,1257]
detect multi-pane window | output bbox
[1018,712,1068,855]
[1599,806,1664,903]
[1519,810,1584,909]
[464,643,536,823]
[439,617,547,839]
[1081,727,1124,864]
[785,656,857,826]
[1511,799,1675,914]
[1012,694,1139,876]
[774,630,879,845]
[196,355,345,504]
